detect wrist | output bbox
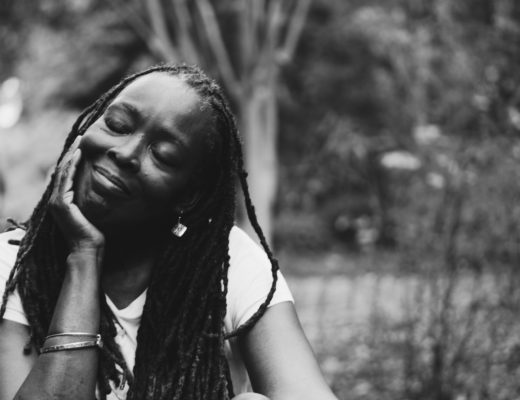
[66,249,103,279]
[70,238,105,255]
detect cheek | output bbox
[138,165,193,207]
[141,170,183,202]
[79,124,113,159]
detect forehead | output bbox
[112,73,210,129]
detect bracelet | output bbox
[40,335,103,354]
[45,332,99,340]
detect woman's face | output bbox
[74,73,212,232]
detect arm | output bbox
[0,137,106,400]
[0,251,102,400]
[238,302,339,400]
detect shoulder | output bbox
[0,228,25,245]
[227,226,276,282]
[226,226,293,330]
[0,229,25,280]
[0,228,29,326]
[228,225,269,265]
[0,228,25,251]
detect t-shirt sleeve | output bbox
[226,227,294,330]
[0,229,29,326]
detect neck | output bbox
[103,222,170,259]
[100,226,172,309]
[102,228,171,275]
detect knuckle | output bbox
[49,197,65,212]
[93,236,105,247]
[48,196,58,209]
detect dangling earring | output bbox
[171,213,187,237]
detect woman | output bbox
[0,65,337,400]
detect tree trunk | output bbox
[239,79,278,242]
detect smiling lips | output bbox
[92,166,131,197]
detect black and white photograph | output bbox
[1,1,520,399]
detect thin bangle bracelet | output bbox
[40,335,103,354]
[45,332,100,340]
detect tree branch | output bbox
[145,0,180,61]
[265,0,284,54]
[106,0,162,60]
[278,0,312,63]
[194,0,241,99]
[171,0,200,64]
[250,0,266,60]
[255,0,283,77]
[239,0,256,77]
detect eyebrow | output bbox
[106,102,140,120]
[106,102,189,150]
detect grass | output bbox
[283,249,520,400]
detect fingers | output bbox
[56,136,83,196]
[47,136,105,250]
[69,135,82,152]
[62,149,81,204]
[51,136,83,206]
[56,135,82,176]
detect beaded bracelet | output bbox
[40,334,103,354]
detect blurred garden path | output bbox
[288,274,415,350]
[289,271,499,335]
[286,270,505,380]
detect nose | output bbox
[107,135,143,172]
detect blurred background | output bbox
[2,0,520,398]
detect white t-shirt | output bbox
[0,226,294,399]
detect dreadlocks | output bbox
[0,64,280,400]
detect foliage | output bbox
[276,0,520,250]
[294,136,520,399]
[0,0,39,79]
[2,0,520,250]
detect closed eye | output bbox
[150,145,180,167]
[104,115,131,134]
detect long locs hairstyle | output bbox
[0,65,280,400]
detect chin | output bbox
[80,197,112,226]
[74,166,114,222]
[74,189,111,228]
